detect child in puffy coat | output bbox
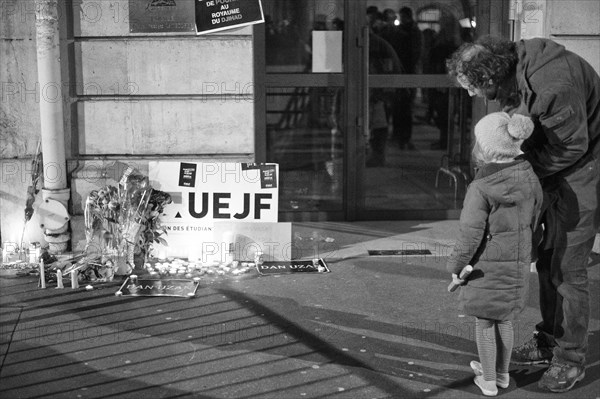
[447,112,543,396]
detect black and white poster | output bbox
[195,0,264,35]
[149,162,279,259]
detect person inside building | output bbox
[387,7,422,150]
[365,11,404,167]
[429,13,462,150]
[446,34,600,393]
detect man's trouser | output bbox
[536,236,595,366]
[535,156,599,366]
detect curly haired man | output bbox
[446,35,600,393]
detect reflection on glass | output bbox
[363,2,476,213]
[263,0,345,73]
[262,1,476,75]
[367,2,474,76]
[364,87,472,210]
[266,87,344,211]
[261,1,479,216]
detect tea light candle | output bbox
[254,251,264,266]
[39,260,46,289]
[56,270,64,289]
[3,242,17,263]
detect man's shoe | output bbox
[538,361,585,393]
[511,331,553,365]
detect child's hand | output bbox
[451,273,466,287]
[448,265,473,293]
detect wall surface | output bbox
[547,0,600,73]
[74,21,255,156]
[516,0,599,73]
[72,0,256,156]
[1,0,256,248]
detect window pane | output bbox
[364,87,472,210]
[266,87,344,212]
[263,0,345,73]
[367,2,476,75]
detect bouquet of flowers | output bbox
[82,167,171,280]
[137,189,172,258]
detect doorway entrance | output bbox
[255,0,490,222]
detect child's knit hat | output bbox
[474,112,534,161]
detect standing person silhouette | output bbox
[387,7,422,150]
[429,14,462,150]
[447,34,600,393]
[396,7,422,75]
[366,14,403,167]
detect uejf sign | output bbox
[195,0,264,35]
[148,162,278,259]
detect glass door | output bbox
[256,0,489,222]
[257,0,351,221]
[357,0,477,220]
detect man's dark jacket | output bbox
[514,38,600,247]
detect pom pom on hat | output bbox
[474,112,534,162]
[507,113,534,140]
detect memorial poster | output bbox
[195,0,264,35]
[148,162,278,259]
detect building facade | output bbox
[1,0,599,250]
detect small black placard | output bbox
[179,162,197,187]
[256,259,329,275]
[117,278,199,297]
[259,164,277,189]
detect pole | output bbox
[35,0,71,254]
[35,0,67,190]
